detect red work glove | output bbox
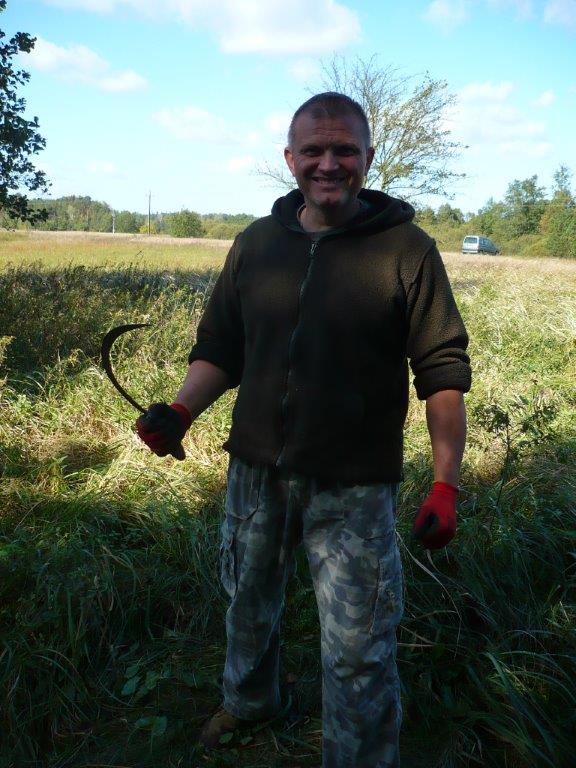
[413,481,458,549]
[136,402,192,460]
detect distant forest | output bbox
[2,200,256,241]
[3,165,575,258]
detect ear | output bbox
[284,146,296,176]
[365,146,375,175]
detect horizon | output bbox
[5,0,576,217]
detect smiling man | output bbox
[284,105,375,230]
[136,92,471,767]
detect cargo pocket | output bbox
[225,459,263,523]
[220,522,236,599]
[371,545,403,636]
[220,460,265,599]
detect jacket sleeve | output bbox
[405,244,471,400]
[188,235,244,387]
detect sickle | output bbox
[101,323,186,460]
[100,323,149,413]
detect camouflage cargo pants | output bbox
[220,457,403,768]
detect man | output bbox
[137,92,470,768]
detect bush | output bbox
[166,210,205,238]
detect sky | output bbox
[4,0,576,217]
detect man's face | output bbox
[284,111,374,223]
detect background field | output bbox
[1,232,575,768]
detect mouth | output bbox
[311,176,347,187]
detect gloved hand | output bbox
[413,481,458,549]
[136,402,192,460]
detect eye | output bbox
[336,146,360,157]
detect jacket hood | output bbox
[271,188,415,236]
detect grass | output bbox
[1,234,575,767]
[0,229,228,271]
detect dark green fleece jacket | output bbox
[189,188,471,483]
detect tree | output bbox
[551,164,573,199]
[259,55,465,199]
[546,206,576,259]
[139,219,161,235]
[540,165,576,259]
[436,203,464,225]
[115,210,142,233]
[413,205,436,229]
[166,209,205,238]
[0,0,50,224]
[502,176,547,238]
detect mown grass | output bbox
[0,230,228,272]
[1,236,575,767]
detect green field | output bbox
[1,232,575,767]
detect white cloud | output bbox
[445,80,551,157]
[87,160,121,175]
[25,37,147,91]
[532,90,556,107]
[459,81,515,102]
[100,71,148,92]
[266,111,292,137]
[288,58,322,83]
[42,0,361,55]
[152,106,234,143]
[544,0,576,28]
[218,1,360,54]
[28,37,108,76]
[498,140,552,157]
[153,106,276,146]
[227,155,255,173]
[423,0,470,33]
[44,0,118,9]
[485,0,534,18]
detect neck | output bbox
[299,200,361,232]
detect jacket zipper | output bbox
[275,238,319,467]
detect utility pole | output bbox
[148,191,151,235]
[112,210,116,234]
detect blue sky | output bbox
[4,0,576,217]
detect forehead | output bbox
[290,111,367,148]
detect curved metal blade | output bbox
[100,323,150,413]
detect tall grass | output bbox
[1,239,575,767]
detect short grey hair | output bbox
[287,92,372,149]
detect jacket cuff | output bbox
[188,344,242,388]
[414,367,471,401]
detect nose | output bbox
[317,150,338,172]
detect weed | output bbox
[0,239,574,767]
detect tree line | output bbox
[0,199,257,240]
[415,166,576,259]
[3,164,575,258]
[1,0,574,259]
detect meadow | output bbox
[1,230,575,768]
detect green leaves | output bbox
[134,715,168,739]
[0,1,50,224]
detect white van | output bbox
[462,235,500,255]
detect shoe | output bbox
[198,707,245,749]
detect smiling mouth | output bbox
[312,176,347,185]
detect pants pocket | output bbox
[220,460,265,599]
[220,523,236,599]
[371,545,403,636]
[225,459,263,522]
